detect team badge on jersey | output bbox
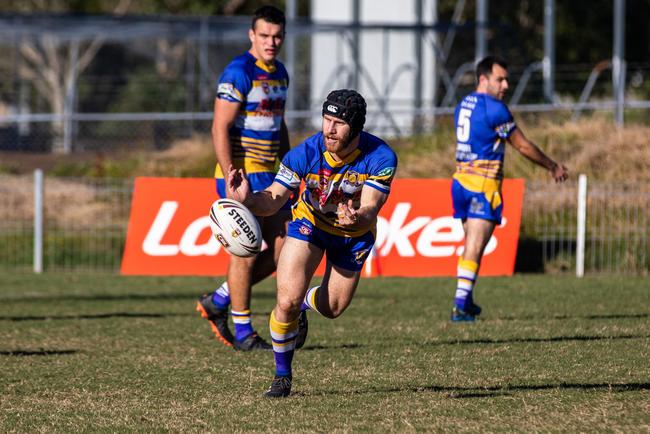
[299,224,312,236]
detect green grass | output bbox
[1,273,649,432]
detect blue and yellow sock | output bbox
[231,309,254,342]
[455,258,479,310]
[211,281,230,310]
[269,310,298,378]
[300,286,321,313]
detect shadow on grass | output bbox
[289,334,645,352]
[304,382,650,399]
[425,334,647,346]
[0,349,78,356]
[498,313,650,321]
[300,343,363,351]
[1,310,272,322]
[0,292,276,303]
[424,381,650,399]
[0,312,189,321]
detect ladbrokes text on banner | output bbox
[121,177,524,276]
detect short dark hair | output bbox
[476,56,508,82]
[251,5,286,31]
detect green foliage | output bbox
[49,161,94,177]
[106,68,188,113]
[0,163,21,175]
[50,156,142,178]
[0,273,648,431]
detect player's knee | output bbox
[275,296,301,317]
[231,255,256,270]
[318,299,346,319]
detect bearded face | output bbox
[322,114,353,154]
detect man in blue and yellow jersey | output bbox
[450,56,568,322]
[196,6,291,351]
[226,89,397,397]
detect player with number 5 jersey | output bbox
[449,56,569,322]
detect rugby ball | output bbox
[209,198,262,257]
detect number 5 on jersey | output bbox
[456,108,472,142]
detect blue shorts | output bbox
[287,218,375,272]
[216,172,292,211]
[451,179,503,224]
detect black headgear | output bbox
[322,89,367,139]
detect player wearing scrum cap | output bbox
[226,89,398,397]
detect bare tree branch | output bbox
[223,0,246,15]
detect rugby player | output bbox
[227,89,398,397]
[450,56,568,321]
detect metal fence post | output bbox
[576,174,588,277]
[34,169,43,273]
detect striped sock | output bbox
[231,309,254,342]
[301,286,321,313]
[211,282,230,310]
[455,258,479,310]
[269,310,298,378]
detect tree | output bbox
[16,0,132,152]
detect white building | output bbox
[310,0,440,135]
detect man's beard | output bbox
[325,132,352,153]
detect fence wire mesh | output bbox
[0,175,648,275]
[0,175,132,273]
[522,180,650,274]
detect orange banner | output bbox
[121,177,524,276]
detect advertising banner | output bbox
[121,177,524,276]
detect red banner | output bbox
[121,177,524,276]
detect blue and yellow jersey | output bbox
[214,51,289,178]
[452,92,516,193]
[274,131,397,237]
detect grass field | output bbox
[1,273,649,432]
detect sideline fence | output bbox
[0,173,647,275]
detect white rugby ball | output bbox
[208,198,262,257]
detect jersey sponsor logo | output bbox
[277,164,298,186]
[121,178,524,276]
[495,121,516,138]
[217,83,239,100]
[354,248,371,264]
[469,197,485,215]
[314,168,333,207]
[377,167,395,178]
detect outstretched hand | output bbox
[337,199,359,227]
[551,163,569,183]
[226,165,252,204]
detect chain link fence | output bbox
[1,174,647,275]
[0,174,132,273]
[520,180,649,274]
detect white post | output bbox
[576,174,588,277]
[34,169,44,274]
